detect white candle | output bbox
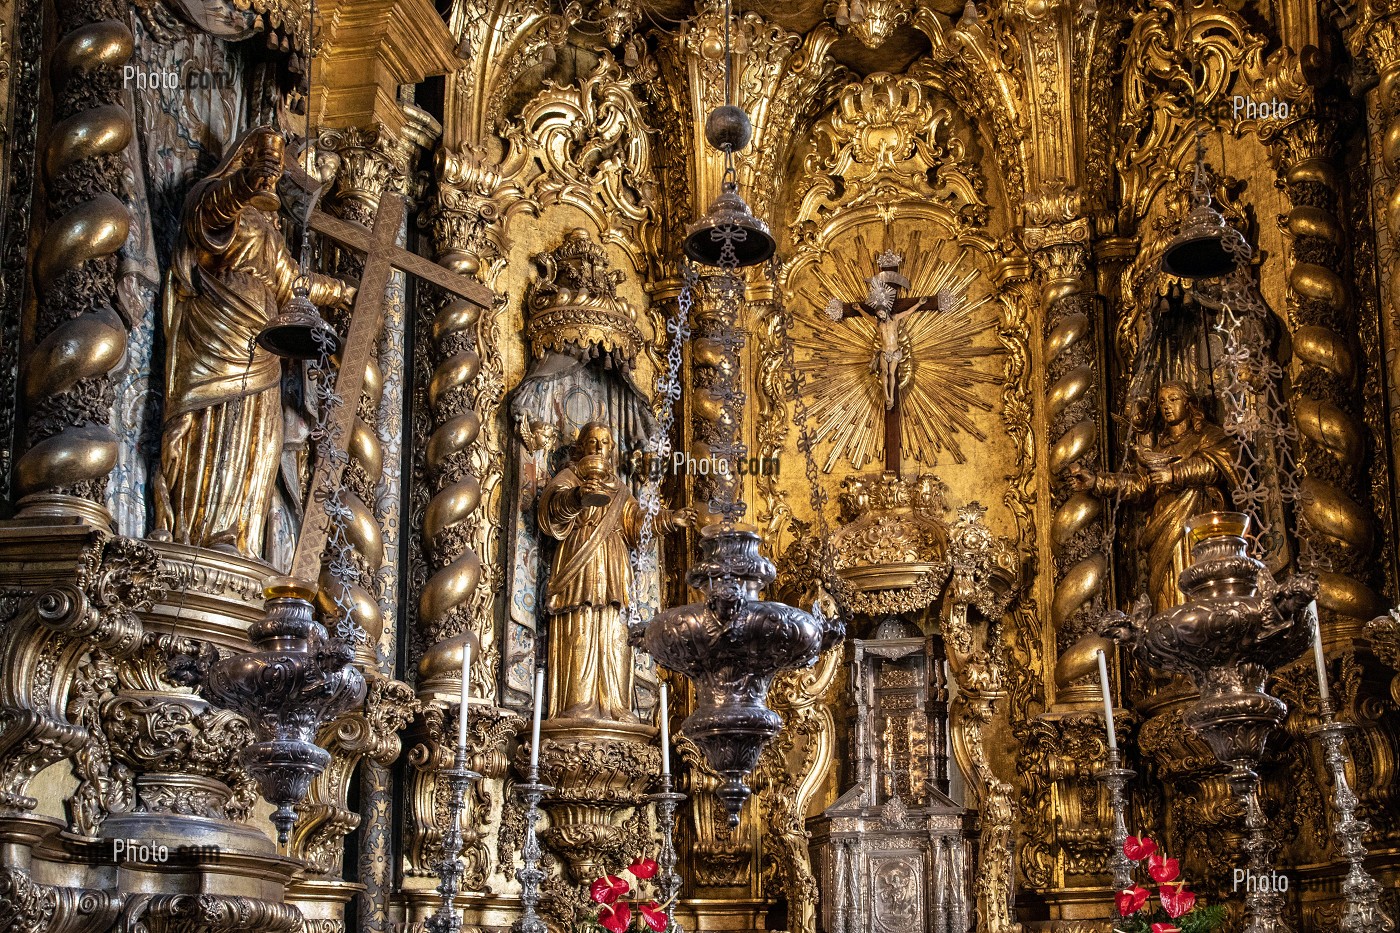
[659,682,670,776]
[1310,601,1329,705]
[529,667,545,771]
[456,640,472,755]
[1096,648,1117,751]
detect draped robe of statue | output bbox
[537,450,651,723]
[154,129,350,557]
[1081,383,1239,610]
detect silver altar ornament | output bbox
[633,524,843,825]
[257,277,342,359]
[1104,511,1315,933]
[683,181,775,269]
[189,578,366,843]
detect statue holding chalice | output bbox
[538,422,694,722]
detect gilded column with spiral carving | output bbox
[1022,191,1106,651]
[315,125,412,660]
[1274,110,1384,626]
[399,146,501,890]
[14,0,135,519]
[1018,189,1121,922]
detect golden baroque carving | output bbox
[796,73,991,238]
[525,228,646,366]
[508,53,658,265]
[0,865,121,933]
[529,728,661,881]
[0,530,160,812]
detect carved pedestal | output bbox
[535,720,660,882]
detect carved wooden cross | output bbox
[288,192,494,585]
[828,251,944,477]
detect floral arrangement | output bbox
[586,858,670,933]
[1113,836,1226,933]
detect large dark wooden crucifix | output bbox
[826,250,947,477]
[287,191,495,586]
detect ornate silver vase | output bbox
[181,578,367,843]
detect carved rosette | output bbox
[531,726,661,882]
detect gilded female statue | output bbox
[153,128,353,557]
[1066,381,1238,610]
[538,422,693,722]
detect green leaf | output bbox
[1178,904,1228,933]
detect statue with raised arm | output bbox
[153,127,354,557]
[538,422,694,723]
[1066,380,1239,611]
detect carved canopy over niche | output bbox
[790,72,991,244]
[503,53,660,271]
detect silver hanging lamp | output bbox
[1161,127,1247,280]
[682,8,775,269]
[258,275,342,359]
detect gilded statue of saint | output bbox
[153,128,354,557]
[538,423,693,722]
[1067,380,1239,611]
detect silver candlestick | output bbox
[512,766,554,933]
[650,774,687,933]
[1227,766,1291,933]
[425,745,483,933]
[1095,747,1136,895]
[1308,699,1396,933]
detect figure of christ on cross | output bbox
[825,250,956,477]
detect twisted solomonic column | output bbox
[315,126,416,657]
[16,0,135,519]
[1276,111,1384,624]
[1022,196,1107,652]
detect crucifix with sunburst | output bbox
[795,230,1001,475]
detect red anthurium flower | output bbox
[639,901,667,932]
[1115,886,1150,916]
[590,874,630,905]
[1123,835,1157,861]
[599,902,632,933]
[1160,884,1196,919]
[1148,852,1180,883]
[1151,924,1181,933]
[628,858,660,880]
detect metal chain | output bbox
[626,260,694,627]
[767,257,855,613]
[307,316,368,647]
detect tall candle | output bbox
[456,640,472,754]
[529,667,545,771]
[659,682,670,776]
[1096,648,1118,751]
[1310,601,1330,705]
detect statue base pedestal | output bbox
[530,717,662,882]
